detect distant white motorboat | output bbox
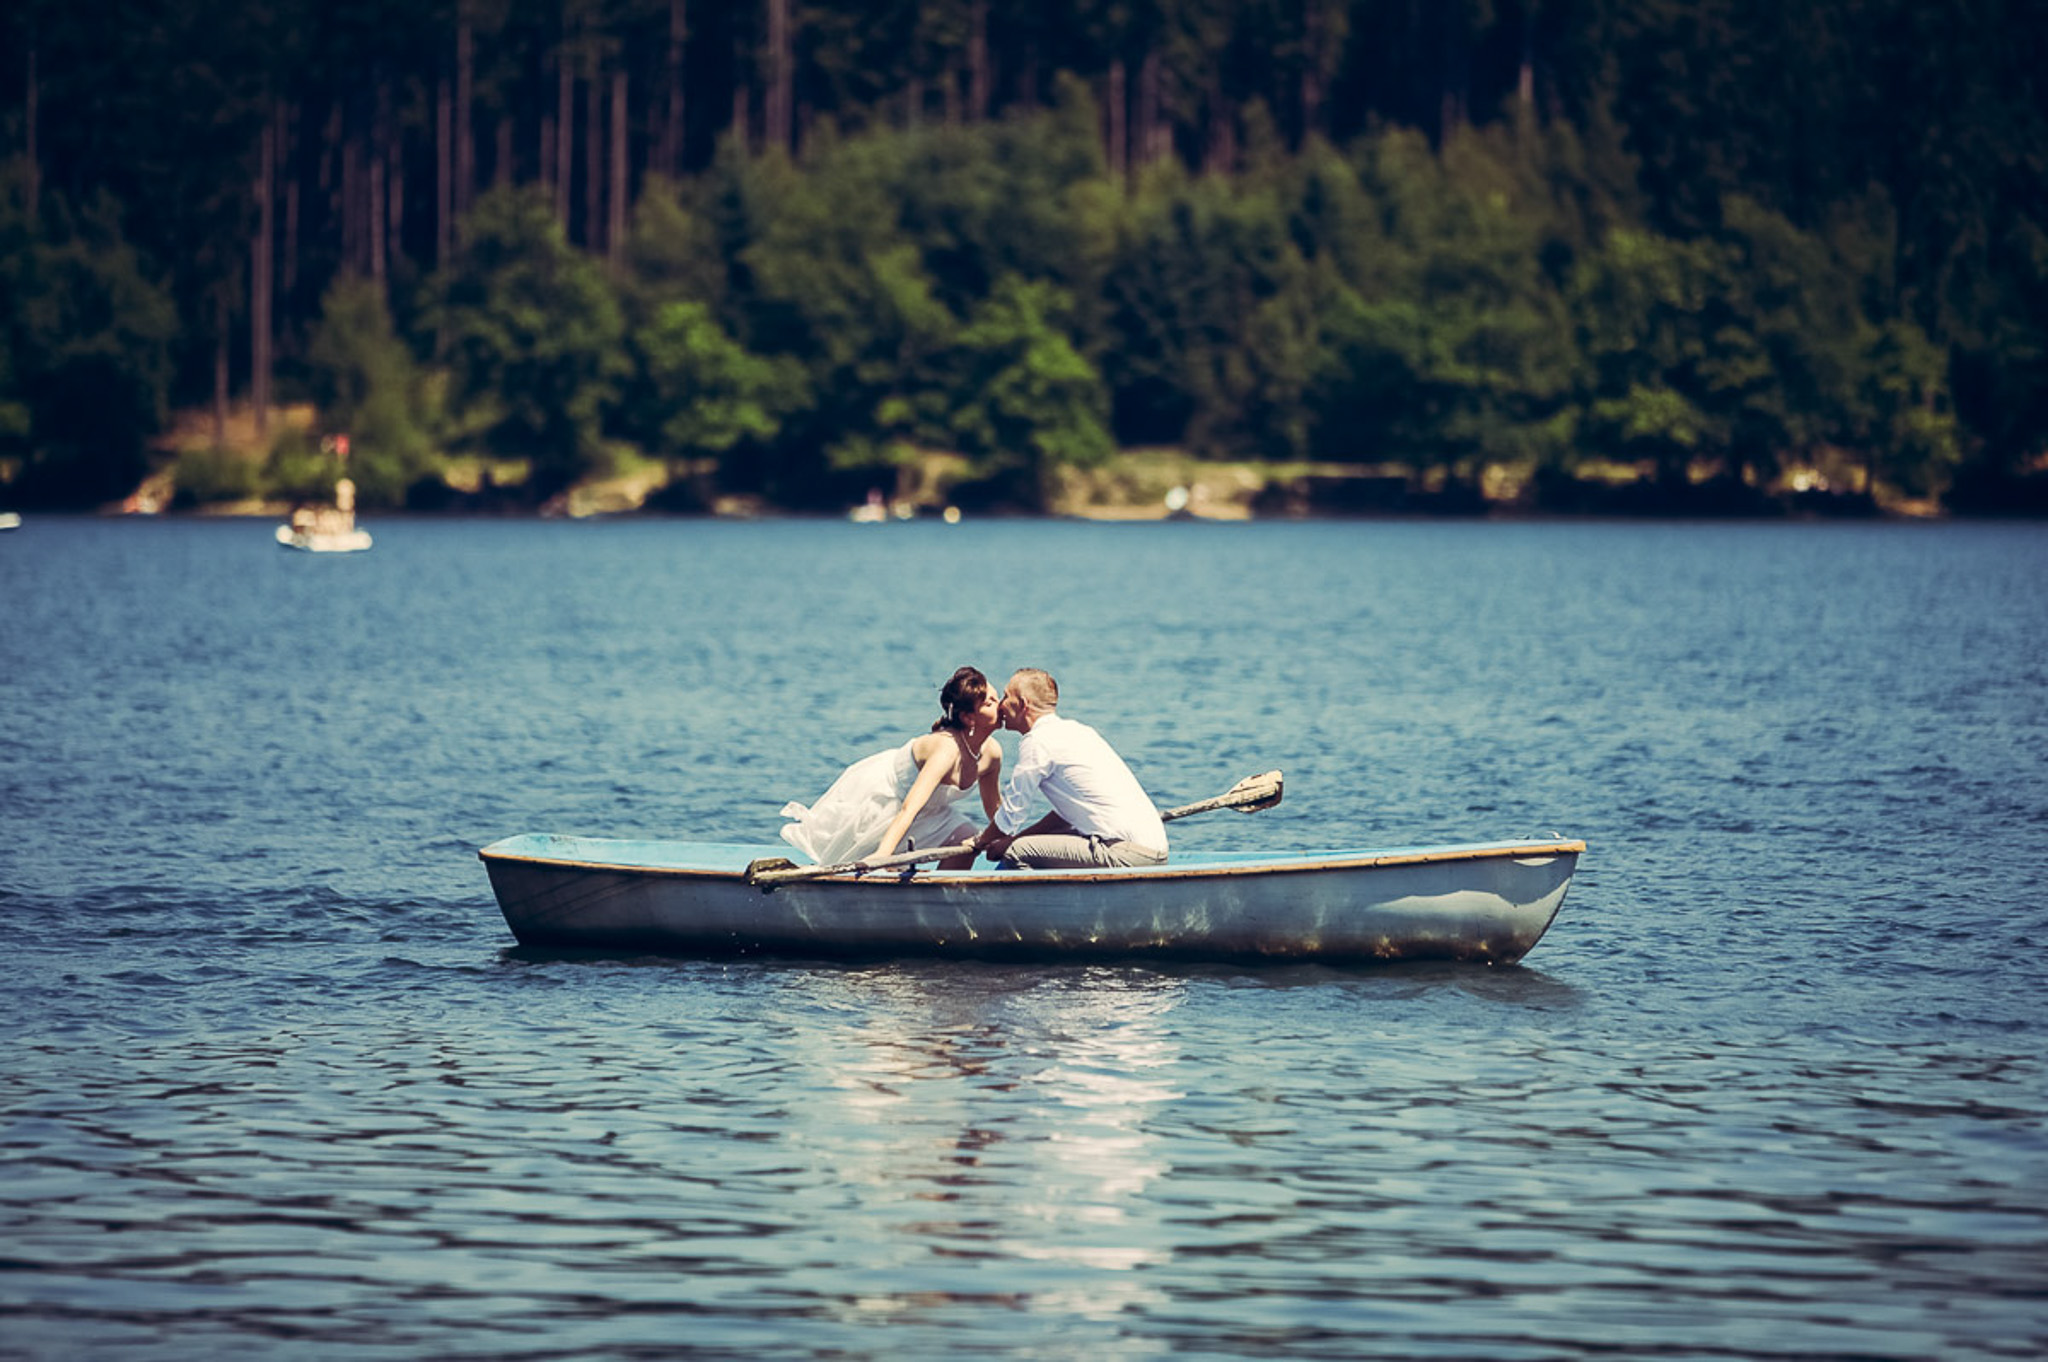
[275,522,372,553]
[0,512,20,530]
[848,489,917,522]
[277,467,370,552]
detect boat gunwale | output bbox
[478,838,1586,887]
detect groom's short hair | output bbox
[1008,668,1059,711]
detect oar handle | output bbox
[748,839,980,888]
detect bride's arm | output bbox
[867,737,959,860]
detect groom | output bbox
[974,668,1168,869]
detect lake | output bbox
[2,515,2045,1358]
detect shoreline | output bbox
[102,434,1981,522]
[49,499,2029,525]
[11,409,2035,519]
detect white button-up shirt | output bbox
[995,713,1168,850]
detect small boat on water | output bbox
[0,511,20,530]
[277,441,371,552]
[275,521,372,553]
[478,834,1584,965]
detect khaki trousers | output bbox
[1001,823,1167,870]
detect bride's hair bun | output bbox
[932,665,990,732]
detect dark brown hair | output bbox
[933,666,991,732]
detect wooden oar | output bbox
[745,769,1283,889]
[1156,768,1284,820]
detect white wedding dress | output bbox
[779,740,981,865]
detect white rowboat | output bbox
[478,834,1584,965]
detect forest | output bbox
[1,0,2044,515]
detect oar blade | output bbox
[1155,770,1284,823]
[1226,770,1283,812]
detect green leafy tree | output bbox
[1698,196,1861,487]
[733,131,958,493]
[302,273,433,506]
[1820,194,1961,497]
[1568,225,1725,481]
[1849,319,1960,499]
[0,184,177,508]
[632,299,808,461]
[887,80,1115,331]
[427,187,627,495]
[618,187,728,323]
[1308,126,1576,476]
[1104,161,1325,459]
[949,274,1113,503]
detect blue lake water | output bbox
[2,515,2045,1358]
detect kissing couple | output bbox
[778,666,1168,871]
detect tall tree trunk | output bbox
[1205,83,1235,174]
[663,0,686,177]
[369,147,385,281]
[496,116,513,187]
[455,17,475,219]
[252,114,274,441]
[732,78,749,154]
[213,296,230,449]
[540,112,555,198]
[609,69,628,261]
[321,101,342,213]
[585,73,603,249]
[389,124,406,268]
[436,77,454,264]
[968,1,989,121]
[906,76,922,129]
[1136,50,1162,169]
[765,0,791,153]
[24,40,38,223]
[1302,0,1326,142]
[556,57,575,228]
[1106,59,1126,183]
[281,102,299,298]
[370,83,388,284]
[342,131,361,274]
[1519,0,1536,112]
[1441,15,1466,141]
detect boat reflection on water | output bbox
[800,967,1182,1317]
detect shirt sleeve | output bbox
[995,735,1049,834]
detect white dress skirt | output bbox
[778,740,980,865]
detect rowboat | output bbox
[477,833,1584,965]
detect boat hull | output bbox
[276,524,372,553]
[479,835,1583,965]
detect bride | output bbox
[779,666,1004,869]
